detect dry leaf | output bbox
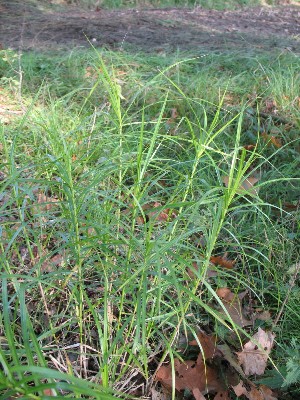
[216,288,252,328]
[156,352,223,395]
[254,310,271,321]
[187,262,219,279]
[244,144,256,151]
[214,391,231,400]
[41,253,64,273]
[237,328,275,376]
[259,385,277,400]
[233,382,277,400]
[222,175,259,196]
[261,133,282,148]
[150,387,168,400]
[189,331,220,360]
[232,381,248,397]
[210,255,235,269]
[143,202,177,223]
[264,99,277,114]
[218,344,246,378]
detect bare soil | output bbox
[0,1,300,54]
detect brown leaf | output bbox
[189,331,220,360]
[192,388,206,400]
[259,385,278,400]
[144,202,177,223]
[150,387,168,400]
[187,259,220,279]
[232,382,277,400]
[244,144,256,151]
[261,133,282,148]
[210,255,235,269]
[156,353,223,395]
[237,328,275,376]
[32,192,60,222]
[264,99,277,113]
[216,288,252,328]
[218,344,246,378]
[254,310,271,321]
[41,253,64,273]
[214,391,231,400]
[232,381,248,397]
[222,175,260,196]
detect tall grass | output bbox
[0,47,299,398]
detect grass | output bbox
[0,41,299,398]
[57,0,286,10]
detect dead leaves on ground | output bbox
[233,381,277,400]
[156,353,222,399]
[210,254,235,270]
[156,329,277,400]
[216,287,252,328]
[237,328,275,376]
[222,174,260,196]
[123,201,177,225]
[156,332,225,400]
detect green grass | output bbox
[57,0,285,10]
[0,44,299,398]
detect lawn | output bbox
[0,1,299,399]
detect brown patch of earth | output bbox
[0,1,299,54]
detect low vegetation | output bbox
[0,2,299,398]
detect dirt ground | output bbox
[0,1,300,54]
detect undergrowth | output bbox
[0,46,299,399]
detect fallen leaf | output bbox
[264,99,277,114]
[143,202,177,223]
[189,331,220,360]
[150,387,168,400]
[254,310,271,321]
[232,381,248,397]
[210,255,235,269]
[259,385,278,400]
[261,132,282,148]
[222,175,260,196]
[244,144,256,151]
[232,382,277,400]
[216,288,252,328]
[192,388,206,400]
[41,253,64,273]
[237,328,275,376]
[156,352,223,395]
[214,391,231,400]
[187,261,219,279]
[218,344,246,378]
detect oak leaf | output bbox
[216,288,252,328]
[189,331,221,360]
[236,328,275,376]
[232,382,277,400]
[156,353,223,395]
[214,391,231,400]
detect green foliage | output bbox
[0,44,299,398]
[63,0,282,10]
[282,339,300,388]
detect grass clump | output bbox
[0,46,299,398]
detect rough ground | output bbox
[0,1,300,54]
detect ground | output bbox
[0,1,300,54]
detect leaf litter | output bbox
[156,327,277,399]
